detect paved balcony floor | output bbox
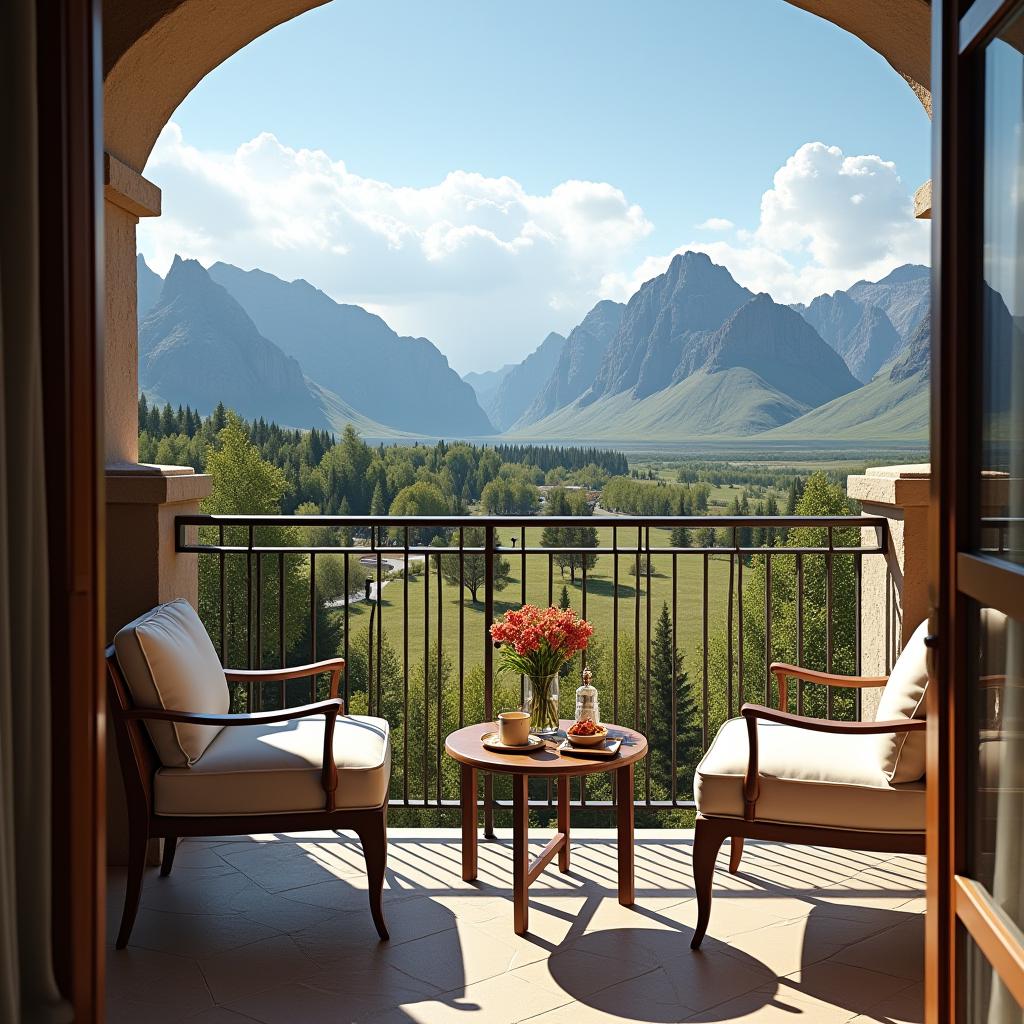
[105,828,924,1023]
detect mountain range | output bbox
[137,249,932,443]
[495,253,928,441]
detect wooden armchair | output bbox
[107,599,391,949]
[690,620,931,949]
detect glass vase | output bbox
[525,672,560,736]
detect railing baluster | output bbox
[278,550,285,709]
[634,527,641,733]
[219,524,226,667]
[738,539,744,711]
[404,526,410,805]
[436,541,443,807]
[376,533,383,719]
[458,527,464,729]
[255,549,262,711]
[797,552,804,717]
[644,526,651,806]
[343,546,350,709]
[764,552,772,707]
[671,549,678,805]
[309,552,316,703]
[702,551,709,752]
[424,528,430,807]
[727,532,734,720]
[613,526,619,725]
[826,527,835,720]
[483,524,495,838]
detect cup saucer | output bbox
[481,731,546,754]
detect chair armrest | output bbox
[225,658,344,700]
[769,662,889,710]
[123,699,342,810]
[122,698,343,728]
[739,703,926,820]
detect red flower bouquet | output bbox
[490,605,593,734]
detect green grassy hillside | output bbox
[762,369,928,441]
[509,368,808,442]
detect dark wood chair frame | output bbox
[105,646,389,949]
[690,661,927,949]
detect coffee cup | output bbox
[497,710,531,746]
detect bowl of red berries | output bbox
[566,719,609,747]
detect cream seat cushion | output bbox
[114,599,229,767]
[695,717,925,833]
[155,714,391,816]
[874,619,930,784]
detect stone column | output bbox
[846,464,932,720]
[104,155,214,861]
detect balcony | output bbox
[106,831,924,1022]
[104,511,923,1022]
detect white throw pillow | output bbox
[114,599,229,767]
[875,619,930,784]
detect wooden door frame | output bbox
[931,1,1024,1020]
[36,0,106,1017]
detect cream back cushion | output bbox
[874,619,930,783]
[114,599,229,767]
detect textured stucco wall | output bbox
[848,465,932,720]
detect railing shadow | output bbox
[164,832,924,1022]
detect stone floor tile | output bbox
[513,945,654,998]
[123,905,281,957]
[186,1008,263,1023]
[830,916,925,981]
[381,919,525,991]
[218,841,367,893]
[105,945,213,1017]
[680,984,862,1023]
[777,961,917,1018]
[224,958,440,1023]
[139,867,254,916]
[197,933,320,1004]
[369,971,574,1024]
[517,961,694,1022]
[848,981,924,1024]
[289,898,458,966]
[227,885,339,933]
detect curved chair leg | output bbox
[116,822,149,949]
[728,836,744,874]
[690,817,728,950]
[160,836,178,877]
[355,809,390,941]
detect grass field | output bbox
[339,526,736,686]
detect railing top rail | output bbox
[176,513,887,530]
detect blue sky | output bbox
[139,0,932,373]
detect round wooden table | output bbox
[444,720,649,935]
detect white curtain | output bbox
[0,2,71,1022]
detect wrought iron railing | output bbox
[176,514,889,822]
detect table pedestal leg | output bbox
[513,774,529,934]
[461,763,478,882]
[557,776,570,872]
[616,763,635,906]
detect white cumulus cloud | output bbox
[603,142,929,305]
[138,123,653,372]
[696,217,735,231]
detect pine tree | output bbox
[558,585,571,610]
[211,402,227,433]
[370,482,386,517]
[649,602,701,796]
